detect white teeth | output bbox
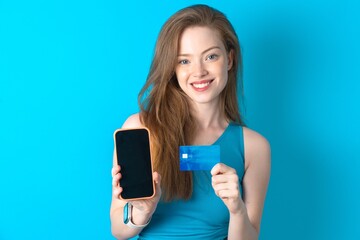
[193,82,210,89]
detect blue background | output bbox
[0,0,359,239]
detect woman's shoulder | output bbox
[242,127,270,149]
[121,113,144,129]
[242,127,271,169]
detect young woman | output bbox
[111,4,270,240]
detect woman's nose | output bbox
[192,61,208,78]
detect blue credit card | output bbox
[179,145,220,171]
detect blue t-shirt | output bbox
[139,123,245,240]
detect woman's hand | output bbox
[211,163,245,215]
[112,165,162,224]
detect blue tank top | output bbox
[139,123,245,240]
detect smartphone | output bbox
[113,128,155,200]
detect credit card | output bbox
[179,145,220,171]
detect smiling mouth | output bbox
[191,79,214,89]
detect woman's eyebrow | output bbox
[178,46,221,57]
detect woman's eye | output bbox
[207,54,219,61]
[178,59,190,65]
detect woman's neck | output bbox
[190,100,228,130]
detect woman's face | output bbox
[175,26,233,106]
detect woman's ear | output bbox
[227,49,234,71]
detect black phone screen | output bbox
[114,128,154,199]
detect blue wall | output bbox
[0,0,359,239]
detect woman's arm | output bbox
[211,127,271,240]
[110,163,161,239]
[110,162,146,239]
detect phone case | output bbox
[113,127,156,201]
